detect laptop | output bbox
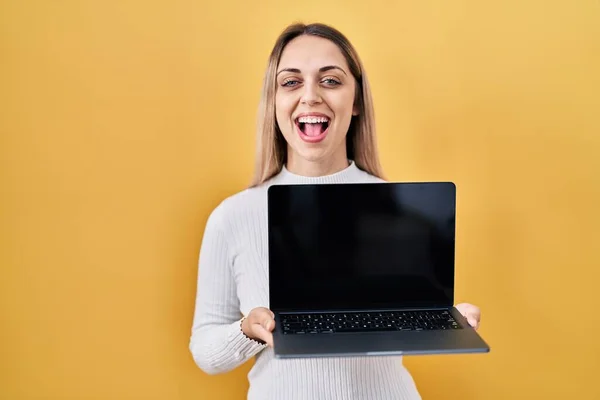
[267,181,490,358]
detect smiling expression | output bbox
[275,35,358,167]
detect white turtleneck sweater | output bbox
[189,161,422,400]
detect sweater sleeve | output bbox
[189,203,266,375]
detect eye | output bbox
[281,79,301,87]
[322,77,342,86]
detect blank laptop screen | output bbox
[268,182,456,312]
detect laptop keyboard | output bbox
[280,310,461,334]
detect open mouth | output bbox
[295,116,330,142]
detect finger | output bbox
[252,325,274,347]
[258,307,275,319]
[467,316,479,330]
[248,307,272,324]
[456,304,480,320]
[262,317,276,332]
[250,311,274,331]
[455,304,467,317]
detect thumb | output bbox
[263,316,275,331]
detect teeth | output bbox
[298,116,329,124]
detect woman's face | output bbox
[275,35,358,171]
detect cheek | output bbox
[274,96,283,124]
[329,90,356,118]
[275,95,295,127]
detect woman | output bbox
[189,22,481,400]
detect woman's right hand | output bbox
[241,307,276,347]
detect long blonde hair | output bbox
[249,23,384,187]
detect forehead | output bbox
[278,35,349,71]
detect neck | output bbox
[286,151,349,177]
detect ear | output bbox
[352,104,359,116]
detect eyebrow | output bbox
[276,65,348,76]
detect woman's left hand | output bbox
[455,303,481,330]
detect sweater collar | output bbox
[270,160,363,185]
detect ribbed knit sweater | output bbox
[189,161,422,400]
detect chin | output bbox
[294,147,331,162]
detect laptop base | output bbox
[273,307,490,359]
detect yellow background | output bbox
[2,0,599,399]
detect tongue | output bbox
[304,123,325,137]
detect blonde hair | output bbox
[249,23,384,187]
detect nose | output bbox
[300,81,322,106]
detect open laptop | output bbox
[267,181,490,358]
